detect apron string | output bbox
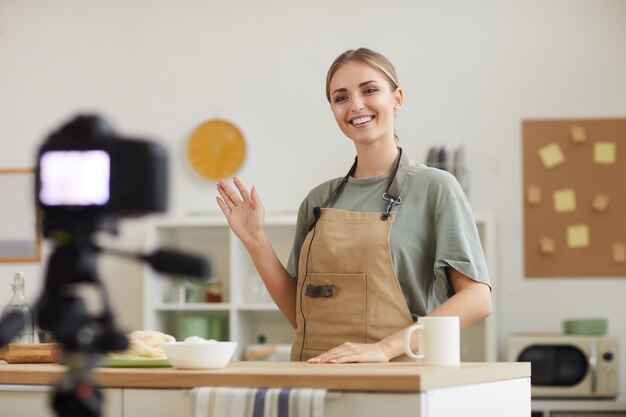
[308,158,357,231]
[319,157,357,209]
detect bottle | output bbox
[2,272,35,343]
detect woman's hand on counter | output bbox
[307,341,393,364]
[308,320,415,363]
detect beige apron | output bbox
[291,148,415,361]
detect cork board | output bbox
[523,118,626,277]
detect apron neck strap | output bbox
[320,147,410,212]
[380,147,409,220]
[385,147,409,200]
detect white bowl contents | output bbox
[162,338,238,369]
[184,336,215,344]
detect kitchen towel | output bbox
[192,387,326,417]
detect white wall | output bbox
[1,0,625,395]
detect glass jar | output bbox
[205,278,223,303]
[2,272,35,343]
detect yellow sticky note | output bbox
[538,143,565,169]
[567,225,589,248]
[553,189,576,213]
[594,142,616,164]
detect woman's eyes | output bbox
[334,89,378,103]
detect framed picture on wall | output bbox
[0,168,41,262]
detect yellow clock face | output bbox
[187,119,246,180]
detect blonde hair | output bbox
[325,48,400,102]
[325,48,401,143]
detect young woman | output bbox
[216,48,492,363]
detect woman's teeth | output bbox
[351,116,373,125]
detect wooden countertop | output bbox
[0,361,529,392]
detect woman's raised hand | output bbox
[216,177,265,248]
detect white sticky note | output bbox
[613,243,626,263]
[526,185,542,205]
[594,142,616,164]
[570,125,586,143]
[592,193,610,212]
[553,189,576,213]
[538,143,565,169]
[567,225,589,248]
[539,237,556,254]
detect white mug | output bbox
[403,316,460,365]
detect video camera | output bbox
[0,115,208,417]
[37,115,168,235]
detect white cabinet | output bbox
[0,386,122,417]
[122,380,528,417]
[0,378,528,417]
[142,212,497,362]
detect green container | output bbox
[176,315,229,341]
[177,315,210,340]
[207,317,229,341]
[563,319,607,336]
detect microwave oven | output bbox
[507,333,619,398]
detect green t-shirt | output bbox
[286,163,491,319]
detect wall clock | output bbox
[187,119,246,180]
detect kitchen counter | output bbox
[0,361,529,392]
[0,361,531,417]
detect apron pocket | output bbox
[301,272,366,351]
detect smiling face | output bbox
[328,60,403,146]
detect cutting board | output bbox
[0,343,59,364]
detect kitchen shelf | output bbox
[466,212,498,362]
[532,398,626,416]
[236,303,281,311]
[154,303,231,312]
[142,212,496,362]
[142,214,297,359]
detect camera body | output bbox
[36,115,168,236]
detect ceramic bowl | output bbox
[162,340,238,369]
